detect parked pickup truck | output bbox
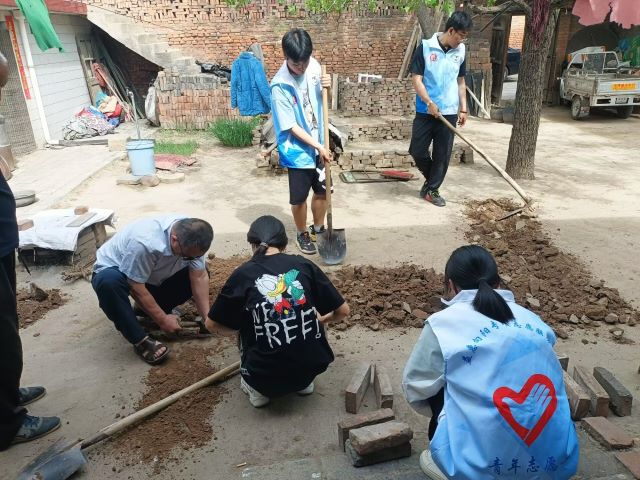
[559,47,640,120]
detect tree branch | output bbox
[470,2,529,15]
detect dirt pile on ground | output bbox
[465,199,638,339]
[106,340,232,471]
[17,282,67,328]
[328,265,445,331]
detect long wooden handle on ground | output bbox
[81,361,241,449]
[321,65,333,234]
[438,114,532,205]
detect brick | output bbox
[373,366,393,409]
[337,408,395,451]
[593,367,633,416]
[563,371,590,420]
[345,362,373,414]
[345,439,411,467]
[558,353,569,372]
[17,219,34,231]
[572,366,610,417]
[73,206,89,215]
[615,451,640,479]
[349,421,413,455]
[582,417,634,449]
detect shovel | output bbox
[316,65,347,265]
[18,361,240,480]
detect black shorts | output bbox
[288,158,327,205]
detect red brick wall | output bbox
[87,0,415,78]
[0,0,86,14]
[509,15,525,49]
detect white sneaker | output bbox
[419,449,447,479]
[240,378,270,408]
[296,382,314,396]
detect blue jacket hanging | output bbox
[231,52,271,116]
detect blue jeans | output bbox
[92,267,192,344]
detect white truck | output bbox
[559,47,640,120]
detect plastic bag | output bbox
[145,85,159,126]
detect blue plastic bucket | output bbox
[126,139,156,176]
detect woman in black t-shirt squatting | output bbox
[205,215,350,407]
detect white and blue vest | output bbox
[416,33,465,116]
[270,57,325,169]
[428,290,579,480]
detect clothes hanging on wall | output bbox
[15,0,64,52]
[230,51,271,116]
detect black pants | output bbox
[428,388,445,441]
[0,252,26,450]
[409,113,457,191]
[92,267,193,345]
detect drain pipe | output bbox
[13,12,55,145]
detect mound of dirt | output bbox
[465,199,638,338]
[105,340,233,471]
[17,282,67,328]
[328,264,445,331]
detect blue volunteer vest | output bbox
[428,290,579,480]
[270,57,324,169]
[416,33,465,116]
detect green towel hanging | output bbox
[16,0,64,52]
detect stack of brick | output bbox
[338,79,415,117]
[345,421,413,467]
[155,71,239,129]
[343,117,413,142]
[337,150,413,170]
[450,143,474,165]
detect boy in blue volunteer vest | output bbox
[270,29,332,255]
[409,12,472,207]
[403,245,578,479]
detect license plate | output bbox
[615,97,629,104]
[612,83,637,91]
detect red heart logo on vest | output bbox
[493,374,557,446]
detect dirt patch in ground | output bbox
[464,199,637,340]
[105,340,233,471]
[17,283,67,328]
[326,199,637,341]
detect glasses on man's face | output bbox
[286,58,309,72]
[456,30,468,42]
[176,237,197,261]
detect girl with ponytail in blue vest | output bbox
[403,245,578,479]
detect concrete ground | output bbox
[2,107,639,479]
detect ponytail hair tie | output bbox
[259,242,269,247]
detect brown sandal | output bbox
[134,337,169,365]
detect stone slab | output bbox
[349,421,413,456]
[564,371,591,420]
[373,365,393,409]
[582,417,634,449]
[345,439,412,467]
[573,366,610,417]
[345,362,373,414]
[593,367,633,417]
[615,451,640,479]
[338,408,395,451]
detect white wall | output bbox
[26,14,91,142]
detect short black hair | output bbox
[445,11,472,32]
[282,28,313,63]
[173,218,213,251]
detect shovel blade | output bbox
[18,439,87,480]
[316,228,347,265]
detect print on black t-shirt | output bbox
[253,268,322,349]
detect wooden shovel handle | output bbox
[437,114,532,205]
[81,361,241,449]
[321,65,333,233]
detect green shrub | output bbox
[209,118,260,147]
[154,140,198,156]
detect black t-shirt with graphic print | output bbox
[410,37,466,77]
[209,253,344,397]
